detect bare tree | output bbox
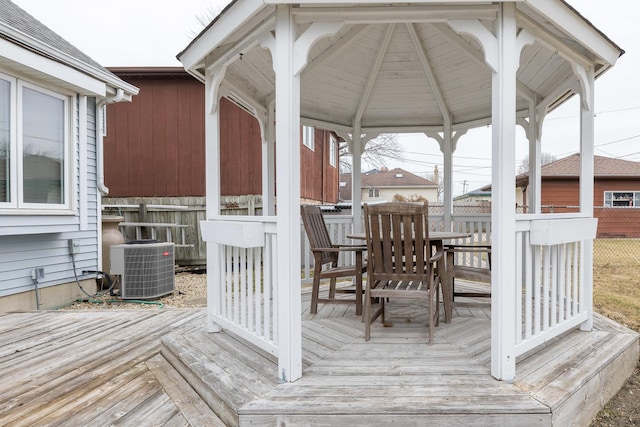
[392,193,427,202]
[339,134,404,173]
[517,153,556,175]
[190,4,227,37]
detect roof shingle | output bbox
[0,0,121,81]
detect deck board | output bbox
[146,354,224,427]
[0,309,209,427]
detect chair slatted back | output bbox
[301,205,338,266]
[364,202,431,283]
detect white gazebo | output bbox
[180,0,624,384]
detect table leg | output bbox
[441,249,454,323]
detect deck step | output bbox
[161,330,279,427]
[145,354,226,426]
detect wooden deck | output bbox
[0,281,637,426]
[0,308,223,426]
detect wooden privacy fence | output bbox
[102,196,262,266]
[103,198,496,272]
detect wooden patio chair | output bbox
[301,205,367,315]
[445,244,491,300]
[363,202,443,344]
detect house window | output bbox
[604,191,640,208]
[368,188,379,198]
[329,134,337,168]
[302,126,314,151]
[0,73,70,210]
[0,78,10,203]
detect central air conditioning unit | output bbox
[110,242,175,299]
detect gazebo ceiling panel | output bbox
[301,21,499,128]
[525,53,571,96]
[198,2,621,133]
[517,43,553,87]
[536,63,575,101]
[226,49,274,100]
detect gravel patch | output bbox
[61,272,207,310]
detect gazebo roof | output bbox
[179,0,623,134]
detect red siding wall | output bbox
[594,207,640,238]
[300,128,338,203]
[541,179,579,209]
[104,69,338,203]
[219,98,262,196]
[105,75,205,197]
[540,177,640,237]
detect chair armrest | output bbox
[333,244,368,250]
[445,244,491,253]
[429,250,444,263]
[312,246,366,253]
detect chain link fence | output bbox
[593,239,640,279]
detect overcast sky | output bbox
[11,0,640,196]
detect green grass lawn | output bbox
[593,239,640,331]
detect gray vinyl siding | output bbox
[86,97,99,228]
[0,96,100,298]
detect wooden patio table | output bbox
[347,231,470,323]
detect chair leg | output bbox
[364,284,371,341]
[310,264,323,315]
[434,276,441,327]
[428,288,434,345]
[329,277,337,299]
[429,289,435,345]
[355,272,363,316]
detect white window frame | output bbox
[0,72,72,212]
[0,73,16,208]
[302,125,315,151]
[604,190,640,208]
[329,134,337,168]
[368,188,379,198]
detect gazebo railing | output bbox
[201,216,279,356]
[200,212,597,381]
[512,214,597,357]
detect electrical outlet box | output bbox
[32,268,45,280]
[68,239,80,254]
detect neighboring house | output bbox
[103,67,339,205]
[484,154,640,237]
[0,1,137,313]
[340,168,438,203]
[453,188,492,204]
[453,188,492,214]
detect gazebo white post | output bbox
[489,3,519,381]
[262,99,276,215]
[450,2,524,381]
[577,64,596,331]
[352,126,363,233]
[430,128,464,232]
[204,67,225,333]
[527,99,543,214]
[273,4,302,382]
[425,130,456,231]
[443,125,453,231]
